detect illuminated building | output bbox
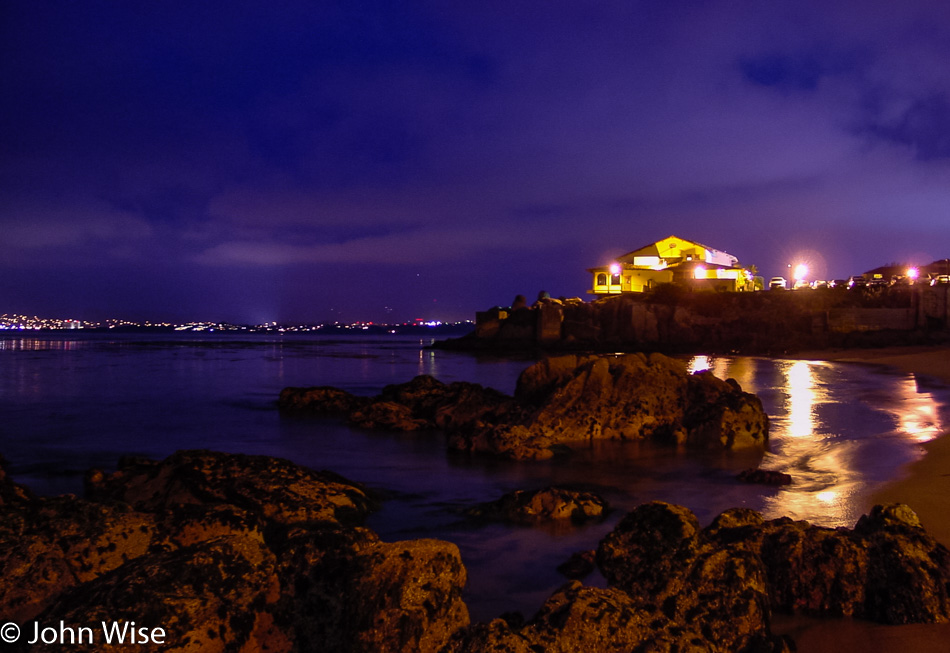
[588,235,752,294]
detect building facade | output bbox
[588,235,751,294]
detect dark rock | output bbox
[597,500,950,651]
[31,532,290,653]
[757,518,868,617]
[277,526,470,653]
[522,581,718,652]
[468,352,769,458]
[467,487,608,524]
[443,619,535,653]
[598,502,702,598]
[685,371,770,449]
[856,504,950,624]
[737,468,793,485]
[556,549,596,578]
[0,496,158,623]
[278,385,369,414]
[3,450,471,652]
[85,449,378,527]
[596,503,785,651]
[280,353,770,461]
[445,583,724,653]
[349,400,431,431]
[0,453,32,507]
[345,376,519,434]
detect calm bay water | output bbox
[1,332,948,619]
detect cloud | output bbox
[0,200,153,266]
[192,215,573,267]
[866,94,950,160]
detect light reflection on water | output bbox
[685,355,947,528]
[2,336,949,621]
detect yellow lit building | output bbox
[588,235,751,294]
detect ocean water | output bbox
[1,332,948,620]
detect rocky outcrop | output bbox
[32,531,290,653]
[597,503,775,652]
[280,353,769,461]
[451,501,950,653]
[84,449,379,527]
[278,385,370,414]
[598,502,950,636]
[466,487,608,524]
[275,526,470,653]
[0,496,159,624]
[0,450,469,653]
[446,581,779,653]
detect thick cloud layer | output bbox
[2,1,949,322]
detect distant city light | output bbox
[0,313,473,333]
[907,267,919,280]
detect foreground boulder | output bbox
[277,526,469,653]
[280,353,769,460]
[451,501,949,653]
[0,450,468,653]
[598,502,950,636]
[30,532,290,653]
[85,449,378,527]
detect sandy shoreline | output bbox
[776,345,950,652]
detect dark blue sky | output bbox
[3,1,950,323]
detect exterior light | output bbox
[609,263,621,275]
[907,267,919,280]
[793,264,808,282]
[694,265,706,279]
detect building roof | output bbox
[614,235,738,268]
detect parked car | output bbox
[810,280,829,289]
[931,274,950,286]
[848,275,867,289]
[830,279,849,288]
[769,276,787,290]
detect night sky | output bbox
[3,1,950,323]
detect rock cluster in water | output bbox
[2,452,950,652]
[465,486,609,524]
[448,501,950,653]
[280,352,770,460]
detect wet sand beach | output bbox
[781,346,950,652]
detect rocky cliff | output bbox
[452,286,939,354]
